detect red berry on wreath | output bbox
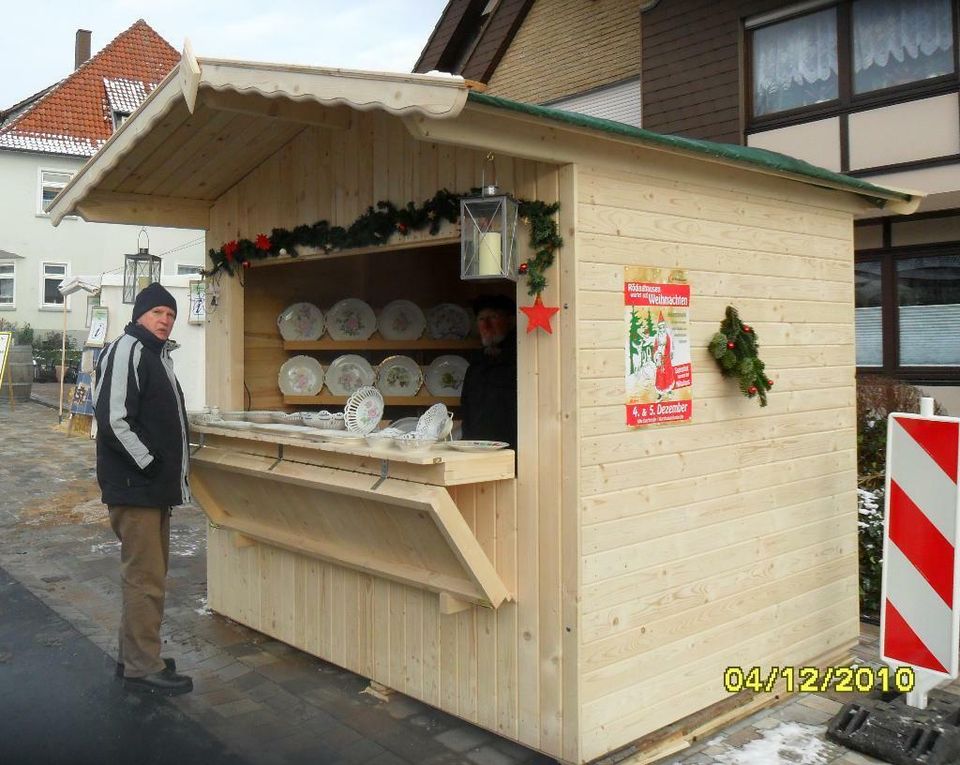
[397,222,408,234]
[242,260,251,269]
[519,262,529,274]
[743,325,751,332]
[726,341,735,349]
[748,385,758,394]
[767,379,774,386]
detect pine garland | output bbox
[203,189,563,297]
[708,306,774,406]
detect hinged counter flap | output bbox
[190,446,511,608]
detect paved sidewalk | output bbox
[1,398,950,765]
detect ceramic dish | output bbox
[301,411,346,430]
[326,298,377,341]
[220,411,247,421]
[276,302,325,341]
[424,355,469,397]
[270,411,302,424]
[343,386,384,435]
[278,356,324,396]
[376,355,423,397]
[448,440,510,452]
[326,354,376,396]
[377,300,426,341]
[386,417,419,434]
[209,420,254,430]
[394,433,438,452]
[426,303,472,340]
[416,403,451,440]
[245,410,277,424]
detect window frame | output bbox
[36,168,75,217]
[746,0,960,131]
[855,237,960,382]
[0,260,15,309]
[40,261,69,310]
[175,263,203,276]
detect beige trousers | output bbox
[109,504,170,678]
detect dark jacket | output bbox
[460,330,517,449]
[93,322,191,508]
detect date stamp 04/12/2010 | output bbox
[724,665,917,694]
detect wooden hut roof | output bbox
[48,48,920,228]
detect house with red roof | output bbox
[0,20,205,344]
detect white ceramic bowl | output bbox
[301,411,346,431]
[394,435,438,452]
[220,411,247,422]
[246,410,276,424]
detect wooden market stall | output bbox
[49,47,921,764]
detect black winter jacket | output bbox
[459,330,517,449]
[93,322,191,508]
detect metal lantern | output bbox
[123,229,161,303]
[460,185,519,281]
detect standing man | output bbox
[92,282,193,696]
[459,294,518,449]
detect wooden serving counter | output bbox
[189,424,515,610]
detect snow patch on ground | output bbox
[714,722,830,765]
[90,540,120,555]
[194,596,211,616]
[170,526,203,558]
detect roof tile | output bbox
[0,19,178,157]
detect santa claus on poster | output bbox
[624,267,693,427]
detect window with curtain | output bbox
[752,8,839,116]
[897,255,960,365]
[749,0,957,121]
[42,262,66,307]
[0,262,14,306]
[853,0,955,93]
[855,260,883,366]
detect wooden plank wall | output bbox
[574,160,861,761]
[204,110,577,761]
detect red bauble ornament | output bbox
[767,379,774,386]
[396,222,408,235]
[743,325,752,332]
[520,295,560,334]
[748,385,758,394]
[242,260,251,269]
[726,341,735,349]
[519,262,529,274]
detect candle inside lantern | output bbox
[478,232,502,276]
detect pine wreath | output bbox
[708,306,774,406]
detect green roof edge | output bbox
[466,91,913,204]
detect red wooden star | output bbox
[520,295,560,334]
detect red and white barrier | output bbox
[881,404,960,708]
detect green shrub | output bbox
[856,375,944,619]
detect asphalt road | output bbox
[0,565,249,765]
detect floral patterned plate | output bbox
[327,298,376,341]
[326,354,376,396]
[376,355,423,397]
[277,302,325,341]
[278,356,324,396]
[425,303,472,340]
[424,355,469,397]
[377,300,426,341]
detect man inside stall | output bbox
[459,294,517,449]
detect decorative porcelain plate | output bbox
[325,354,376,396]
[416,403,450,440]
[344,386,384,435]
[387,417,420,434]
[448,440,510,452]
[278,355,324,396]
[277,302,325,341]
[424,355,470,397]
[376,355,423,397]
[378,300,426,341]
[327,298,377,341]
[426,303,472,340]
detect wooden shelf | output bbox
[284,337,480,351]
[284,392,461,406]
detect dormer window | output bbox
[112,111,130,131]
[103,77,147,132]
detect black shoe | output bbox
[115,656,176,679]
[123,666,193,696]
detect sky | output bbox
[0,0,450,109]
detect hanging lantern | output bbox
[460,184,519,282]
[123,228,161,303]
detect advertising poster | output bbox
[188,280,206,324]
[624,267,693,427]
[86,306,109,347]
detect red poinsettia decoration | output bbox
[223,240,239,262]
[255,233,271,251]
